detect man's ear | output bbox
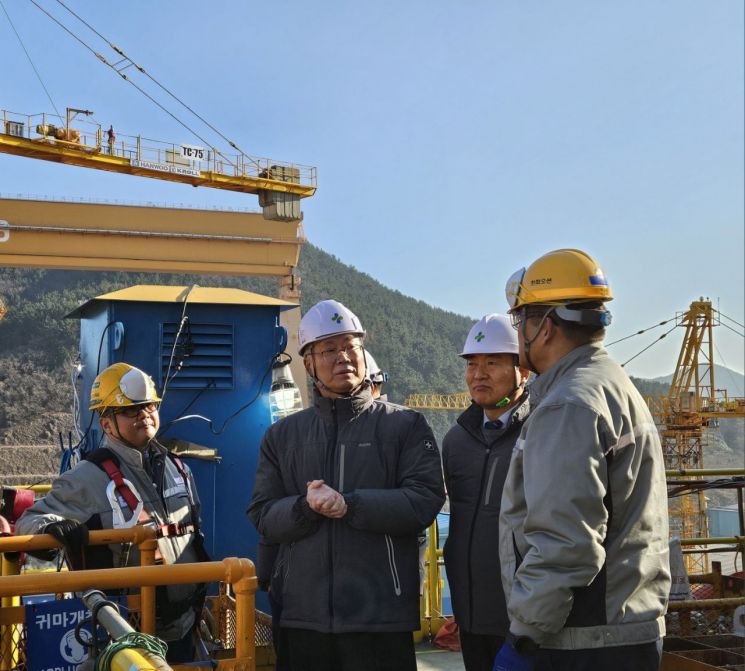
[303,354,313,377]
[99,415,112,437]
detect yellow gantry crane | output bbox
[405,392,471,410]
[646,299,745,574]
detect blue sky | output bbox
[1,1,743,380]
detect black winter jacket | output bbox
[441,394,530,635]
[247,386,445,633]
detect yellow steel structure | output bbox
[0,197,303,276]
[645,299,745,575]
[405,392,471,410]
[0,557,258,671]
[0,108,316,201]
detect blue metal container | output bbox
[68,285,297,608]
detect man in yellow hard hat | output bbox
[493,249,670,671]
[17,362,206,663]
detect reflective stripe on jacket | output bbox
[247,386,445,634]
[500,343,671,649]
[16,436,203,641]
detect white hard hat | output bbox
[298,299,365,355]
[364,350,388,385]
[459,313,518,357]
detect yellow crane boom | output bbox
[0,107,316,217]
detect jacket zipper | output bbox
[467,446,491,630]
[385,534,402,596]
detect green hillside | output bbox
[0,244,469,444]
[0,244,742,460]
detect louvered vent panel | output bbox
[161,322,234,389]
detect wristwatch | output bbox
[507,632,540,656]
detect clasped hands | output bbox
[306,479,347,518]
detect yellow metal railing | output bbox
[0,555,257,671]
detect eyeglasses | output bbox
[310,343,363,363]
[113,402,159,419]
[510,309,527,331]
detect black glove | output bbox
[45,520,89,570]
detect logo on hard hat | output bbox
[474,331,485,342]
[589,271,608,286]
[331,313,343,323]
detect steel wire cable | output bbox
[719,321,745,339]
[605,316,676,347]
[27,0,237,165]
[717,310,745,330]
[713,342,744,396]
[51,0,259,170]
[0,0,62,119]
[620,324,678,368]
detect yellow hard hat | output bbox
[89,362,161,411]
[505,248,613,312]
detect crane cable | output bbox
[0,0,62,119]
[27,0,255,170]
[605,316,676,347]
[50,0,260,171]
[620,324,678,368]
[717,310,745,330]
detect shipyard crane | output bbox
[645,299,745,574]
[0,105,316,221]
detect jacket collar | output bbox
[101,434,165,469]
[457,390,531,442]
[313,384,375,422]
[530,342,607,405]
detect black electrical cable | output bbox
[67,320,117,463]
[165,352,278,436]
[157,380,215,437]
[160,285,197,402]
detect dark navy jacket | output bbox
[442,394,529,636]
[248,386,445,633]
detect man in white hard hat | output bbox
[364,350,389,400]
[248,299,445,671]
[17,363,207,663]
[494,249,670,671]
[441,314,530,671]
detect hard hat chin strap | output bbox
[107,413,152,452]
[520,308,554,375]
[307,350,369,398]
[492,367,526,409]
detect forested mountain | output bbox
[0,243,471,444]
[0,243,742,463]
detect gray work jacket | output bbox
[500,343,671,649]
[16,436,203,641]
[247,386,445,633]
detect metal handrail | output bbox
[0,558,257,663]
[1,528,159,633]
